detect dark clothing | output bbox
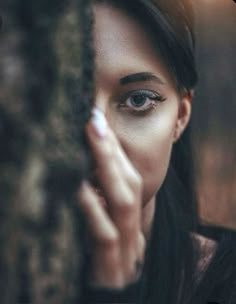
[86,226,236,304]
[86,280,141,303]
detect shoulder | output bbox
[192,230,236,303]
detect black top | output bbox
[85,280,141,304]
[85,226,236,304]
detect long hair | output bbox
[96,1,236,304]
[140,124,199,304]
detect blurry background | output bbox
[193,0,236,230]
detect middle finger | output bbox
[86,107,141,230]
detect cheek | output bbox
[112,105,178,205]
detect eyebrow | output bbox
[119,72,165,85]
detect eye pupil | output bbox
[130,95,146,107]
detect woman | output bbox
[79,1,236,303]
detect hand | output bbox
[78,107,146,289]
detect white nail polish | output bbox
[91,107,108,138]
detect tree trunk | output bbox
[0,1,94,302]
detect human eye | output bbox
[118,89,166,114]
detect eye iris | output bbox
[130,95,147,107]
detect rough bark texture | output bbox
[0,0,94,303]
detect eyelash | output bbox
[117,90,167,115]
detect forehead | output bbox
[93,3,171,83]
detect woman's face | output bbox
[94,4,191,215]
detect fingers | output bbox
[86,107,143,229]
[78,182,124,287]
[78,182,145,287]
[87,107,142,187]
[78,182,118,243]
[121,231,146,282]
[78,106,145,287]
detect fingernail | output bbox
[91,107,108,138]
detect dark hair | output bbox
[94,1,236,304]
[98,0,198,93]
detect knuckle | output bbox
[100,230,120,248]
[129,171,143,190]
[118,192,136,213]
[138,235,146,260]
[126,263,136,279]
[133,233,146,264]
[124,257,141,281]
[103,142,114,160]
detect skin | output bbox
[79,3,191,288]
